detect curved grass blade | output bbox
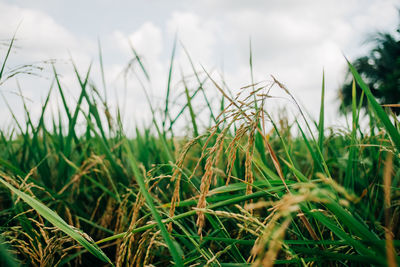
[97,190,272,245]
[345,79,358,189]
[318,70,325,152]
[125,141,184,266]
[163,35,177,132]
[0,177,112,265]
[0,31,17,81]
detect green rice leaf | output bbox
[0,177,112,265]
[125,141,184,266]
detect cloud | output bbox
[0,2,97,127]
[199,0,399,123]
[167,12,221,65]
[113,22,163,62]
[0,0,398,130]
[0,2,94,64]
[112,21,165,90]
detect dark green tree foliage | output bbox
[340,19,400,113]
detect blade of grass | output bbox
[318,70,325,152]
[181,70,200,138]
[0,31,17,81]
[125,141,184,266]
[345,79,358,189]
[181,42,217,124]
[97,38,108,103]
[97,190,274,244]
[163,35,177,133]
[0,176,112,264]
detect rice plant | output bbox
[0,36,399,267]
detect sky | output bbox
[0,0,399,134]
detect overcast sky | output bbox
[0,0,399,133]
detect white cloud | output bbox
[112,21,165,91]
[167,12,221,65]
[205,0,399,124]
[0,0,398,130]
[114,22,163,62]
[0,2,94,64]
[0,2,96,127]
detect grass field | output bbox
[0,37,399,266]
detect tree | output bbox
[339,19,400,114]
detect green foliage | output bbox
[340,16,400,113]
[0,36,399,267]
